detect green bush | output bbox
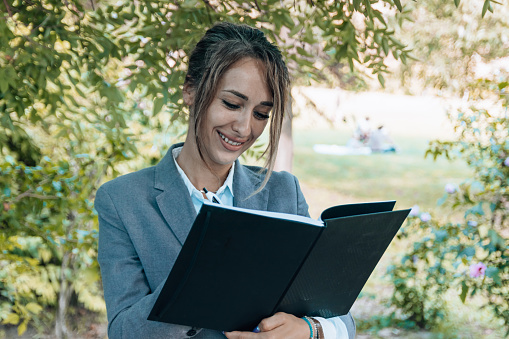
[388,78,509,334]
[0,157,105,336]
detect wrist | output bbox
[309,317,324,339]
[302,316,315,339]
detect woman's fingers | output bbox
[257,312,287,332]
[224,312,310,339]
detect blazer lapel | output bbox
[154,144,196,246]
[233,161,269,211]
[154,147,269,245]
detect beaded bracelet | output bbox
[309,317,324,339]
[302,316,315,339]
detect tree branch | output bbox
[253,0,262,12]
[2,0,12,17]
[201,0,216,12]
[15,190,60,201]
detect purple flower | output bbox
[420,212,431,222]
[467,220,478,227]
[445,183,456,194]
[504,157,509,167]
[409,205,420,217]
[469,262,487,278]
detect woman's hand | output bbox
[224,312,311,339]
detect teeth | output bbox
[219,132,242,146]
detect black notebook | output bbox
[148,200,410,331]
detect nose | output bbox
[231,109,252,137]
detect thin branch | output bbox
[2,0,12,17]
[253,0,262,12]
[201,0,216,11]
[15,180,59,201]
[89,0,94,10]
[16,192,60,200]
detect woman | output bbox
[96,22,356,339]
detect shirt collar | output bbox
[172,146,235,198]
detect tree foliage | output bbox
[394,0,509,94]
[0,0,418,336]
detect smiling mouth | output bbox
[218,131,243,146]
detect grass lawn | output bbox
[293,128,472,213]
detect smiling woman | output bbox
[179,58,273,186]
[94,22,355,339]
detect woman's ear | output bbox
[183,83,195,106]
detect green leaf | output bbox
[393,0,403,12]
[487,229,504,249]
[378,74,385,87]
[153,97,164,115]
[26,302,43,315]
[382,38,389,56]
[2,313,20,325]
[353,0,361,11]
[434,230,448,243]
[459,281,468,303]
[498,82,508,89]
[18,320,28,336]
[482,0,490,17]
[288,23,302,36]
[454,0,460,7]
[437,195,447,206]
[389,36,405,48]
[297,46,313,58]
[82,267,100,284]
[459,246,476,258]
[0,73,8,93]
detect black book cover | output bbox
[148,201,410,331]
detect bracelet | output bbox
[302,316,315,339]
[309,317,324,339]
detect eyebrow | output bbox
[223,89,274,107]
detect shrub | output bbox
[388,78,509,334]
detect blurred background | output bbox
[0,0,507,338]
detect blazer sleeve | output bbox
[292,175,357,339]
[95,186,201,339]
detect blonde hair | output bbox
[185,22,290,194]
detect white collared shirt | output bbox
[172,146,234,213]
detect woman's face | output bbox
[188,58,273,170]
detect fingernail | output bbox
[253,326,261,333]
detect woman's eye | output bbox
[254,111,270,120]
[222,100,240,110]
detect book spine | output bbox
[159,210,213,317]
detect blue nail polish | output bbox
[253,326,261,333]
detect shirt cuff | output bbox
[315,316,348,339]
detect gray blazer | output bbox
[96,143,355,339]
